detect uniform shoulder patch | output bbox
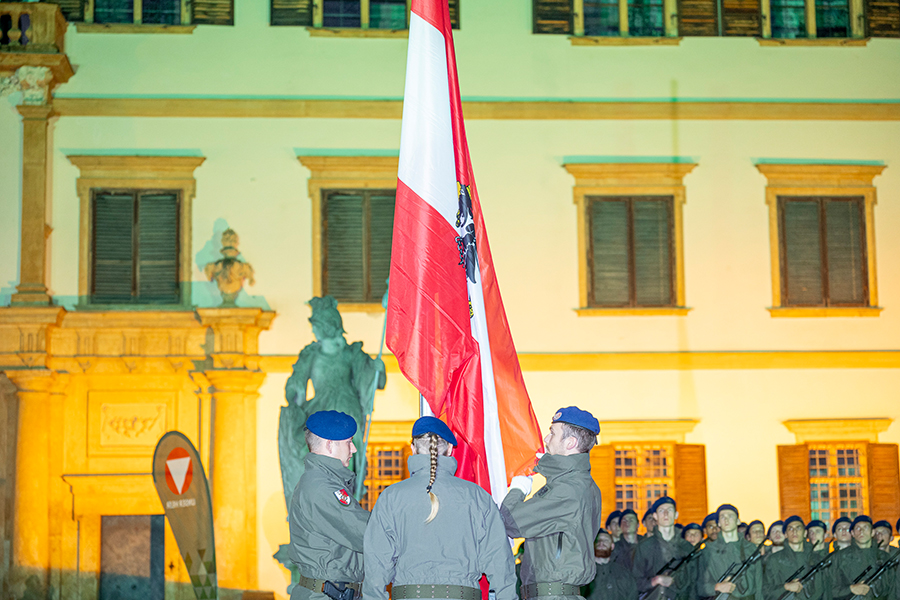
[333,488,351,506]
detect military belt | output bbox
[521,583,581,598]
[297,574,361,597]
[391,584,482,600]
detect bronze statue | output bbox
[278,296,386,511]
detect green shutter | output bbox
[633,198,673,306]
[368,192,396,303]
[46,0,86,21]
[324,191,366,302]
[137,192,180,304]
[92,192,135,304]
[781,198,824,306]
[271,0,313,25]
[825,198,866,305]
[534,0,573,33]
[192,0,234,25]
[449,0,460,28]
[678,0,719,34]
[722,0,762,35]
[589,199,630,306]
[866,0,900,36]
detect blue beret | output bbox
[717,504,739,519]
[807,520,827,531]
[412,416,457,446]
[746,519,764,531]
[851,515,873,530]
[768,520,784,535]
[651,496,676,513]
[643,508,655,521]
[782,516,804,533]
[306,410,357,441]
[605,510,622,527]
[873,520,892,532]
[681,523,702,538]
[896,518,900,532]
[621,508,638,520]
[552,406,600,435]
[832,516,851,533]
[702,513,718,527]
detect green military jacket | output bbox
[698,535,763,600]
[362,455,516,600]
[613,536,640,572]
[289,453,370,600]
[829,544,894,600]
[500,453,602,591]
[762,542,821,600]
[584,560,637,600]
[632,528,696,600]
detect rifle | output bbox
[776,553,834,600]
[849,546,900,600]
[713,541,767,600]
[638,539,707,600]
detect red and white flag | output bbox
[387,0,543,503]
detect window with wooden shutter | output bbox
[590,444,617,526]
[808,442,868,526]
[612,443,674,516]
[677,0,718,35]
[587,196,675,308]
[866,0,900,36]
[866,444,900,521]
[47,0,234,25]
[673,444,708,526]
[274,0,457,30]
[722,0,762,34]
[815,0,851,35]
[534,0,573,33]
[192,0,234,25]
[777,444,812,522]
[271,0,314,25]
[778,196,868,308]
[91,189,181,305]
[46,0,87,22]
[322,189,395,304]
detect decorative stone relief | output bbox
[100,403,167,447]
[0,67,52,105]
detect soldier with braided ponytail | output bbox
[363,417,517,600]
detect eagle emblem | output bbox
[455,183,477,284]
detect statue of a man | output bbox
[278,296,386,511]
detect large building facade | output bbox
[1,0,899,598]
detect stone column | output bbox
[5,370,53,597]
[11,101,54,306]
[205,370,266,595]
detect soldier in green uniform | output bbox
[830,516,894,600]
[698,504,763,600]
[832,518,853,552]
[645,510,659,537]
[872,522,892,551]
[289,410,370,600]
[500,406,602,600]
[681,524,704,600]
[607,511,624,542]
[632,497,696,600]
[704,514,720,543]
[768,522,786,556]
[585,529,637,600]
[362,417,516,600]
[613,509,641,572]
[762,516,820,600]
[806,521,828,559]
[746,521,766,548]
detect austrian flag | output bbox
[386,0,543,503]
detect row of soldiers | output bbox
[586,499,900,600]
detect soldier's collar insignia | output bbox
[334,488,351,506]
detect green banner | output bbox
[152,432,218,600]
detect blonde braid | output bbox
[424,434,440,523]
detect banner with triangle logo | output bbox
[153,431,217,600]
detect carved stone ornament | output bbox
[0,66,52,105]
[203,228,255,306]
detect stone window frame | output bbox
[563,161,696,316]
[298,155,399,314]
[67,155,205,310]
[756,163,885,317]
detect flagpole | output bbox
[354,281,389,500]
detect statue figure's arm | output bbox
[285,344,316,405]
[349,342,386,396]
